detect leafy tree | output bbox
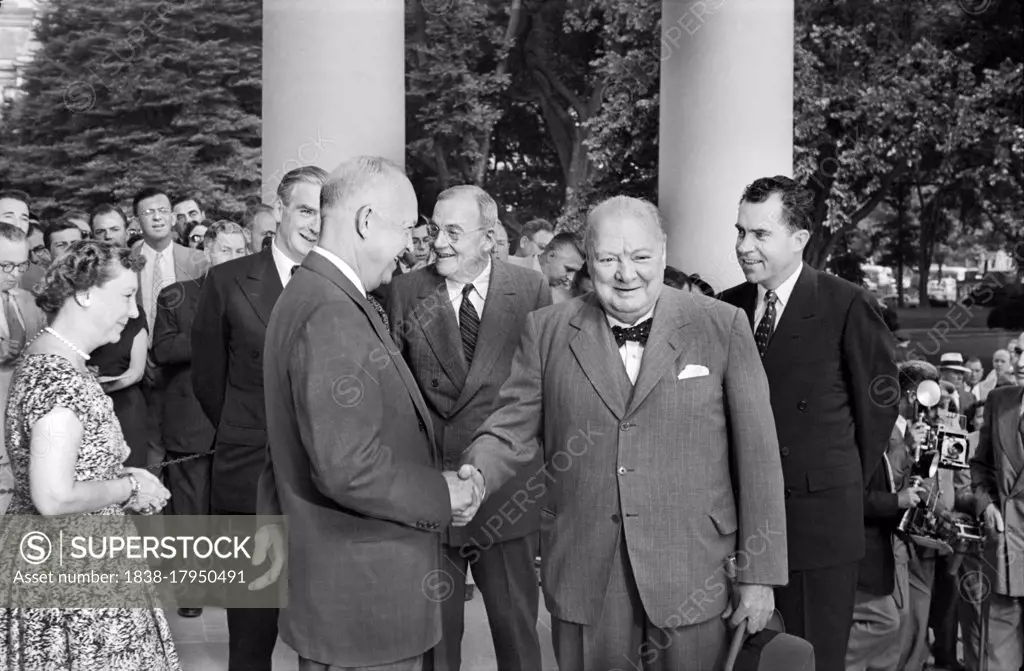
[0,0,261,220]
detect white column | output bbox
[658,0,794,292]
[262,0,405,201]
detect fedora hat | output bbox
[723,613,815,671]
[939,352,971,375]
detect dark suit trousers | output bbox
[928,553,960,666]
[773,562,859,671]
[165,451,212,516]
[213,507,278,671]
[434,533,541,671]
[551,535,728,671]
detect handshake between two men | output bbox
[446,464,486,527]
[248,464,487,592]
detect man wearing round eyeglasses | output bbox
[0,223,48,514]
[386,185,550,671]
[131,187,208,339]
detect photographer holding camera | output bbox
[847,360,929,671]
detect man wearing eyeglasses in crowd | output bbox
[385,185,549,671]
[396,216,435,275]
[0,223,48,514]
[130,187,208,469]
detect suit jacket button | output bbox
[431,378,439,388]
[784,487,792,499]
[780,446,789,457]
[797,400,807,411]
[610,513,621,524]
[251,350,260,360]
[619,422,630,431]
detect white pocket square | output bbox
[677,364,710,380]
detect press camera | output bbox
[897,379,984,552]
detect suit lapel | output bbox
[171,243,205,283]
[238,247,283,327]
[995,387,1024,497]
[453,262,516,415]
[569,295,630,420]
[416,269,468,391]
[626,291,693,417]
[303,252,439,453]
[763,266,818,370]
[734,282,757,328]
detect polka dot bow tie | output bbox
[611,319,652,348]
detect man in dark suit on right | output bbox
[192,165,328,671]
[386,185,550,671]
[720,176,899,671]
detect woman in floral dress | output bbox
[0,240,179,670]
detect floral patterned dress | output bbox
[0,354,180,670]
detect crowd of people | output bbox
[0,163,1020,671]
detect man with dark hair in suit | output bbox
[461,195,788,670]
[257,156,479,671]
[130,186,208,471]
[152,221,246,619]
[386,185,550,671]
[192,165,328,671]
[720,176,899,671]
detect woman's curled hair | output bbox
[35,240,145,314]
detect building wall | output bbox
[0,0,41,121]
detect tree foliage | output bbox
[1,0,1019,278]
[0,0,261,219]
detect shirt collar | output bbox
[757,262,803,310]
[311,246,366,298]
[606,306,656,330]
[271,238,298,277]
[141,242,169,259]
[895,415,908,437]
[445,258,492,303]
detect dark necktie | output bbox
[2,291,25,360]
[754,290,777,357]
[611,319,652,348]
[365,294,390,332]
[459,284,480,365]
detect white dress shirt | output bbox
[754,262,804,330]
[271,239,301,289]
[606,308,655,385]
[446,260,491,326]
[139,242,175,336]
[311,247,366,297]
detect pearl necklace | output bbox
[43,327,90,361]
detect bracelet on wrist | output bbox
[120,473,140,508]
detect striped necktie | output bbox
[459,284,480,366]
[2,291,25,360]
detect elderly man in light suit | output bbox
[386,185,550,671]
[460,196,788,670]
